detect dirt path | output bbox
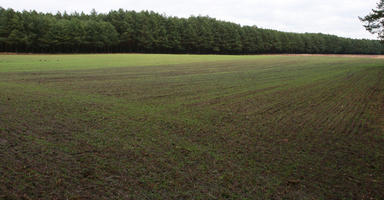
[270,54,384,59]
[1,52,384,58]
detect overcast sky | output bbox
[2,0,379,39]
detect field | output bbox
[0,54,384,199]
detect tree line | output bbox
[1,8,383,54]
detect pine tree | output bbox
[360,0,384,40]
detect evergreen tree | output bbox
[360,0,384,40]
[0,7,383,54]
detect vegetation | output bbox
[360,0,384,40]
[1,8,384,54]
[1,54,384,199]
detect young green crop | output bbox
[1,54,383,199]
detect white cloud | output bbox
[1,0,380,39]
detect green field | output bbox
[1,54,383,199]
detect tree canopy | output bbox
[360,0,384,40]
[1,7,383,54]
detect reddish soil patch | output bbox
[276,54,384,59]
[1,52,384,58]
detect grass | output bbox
[0,54,264,72]
[0,54,383,199]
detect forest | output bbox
[1,7,383,54]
